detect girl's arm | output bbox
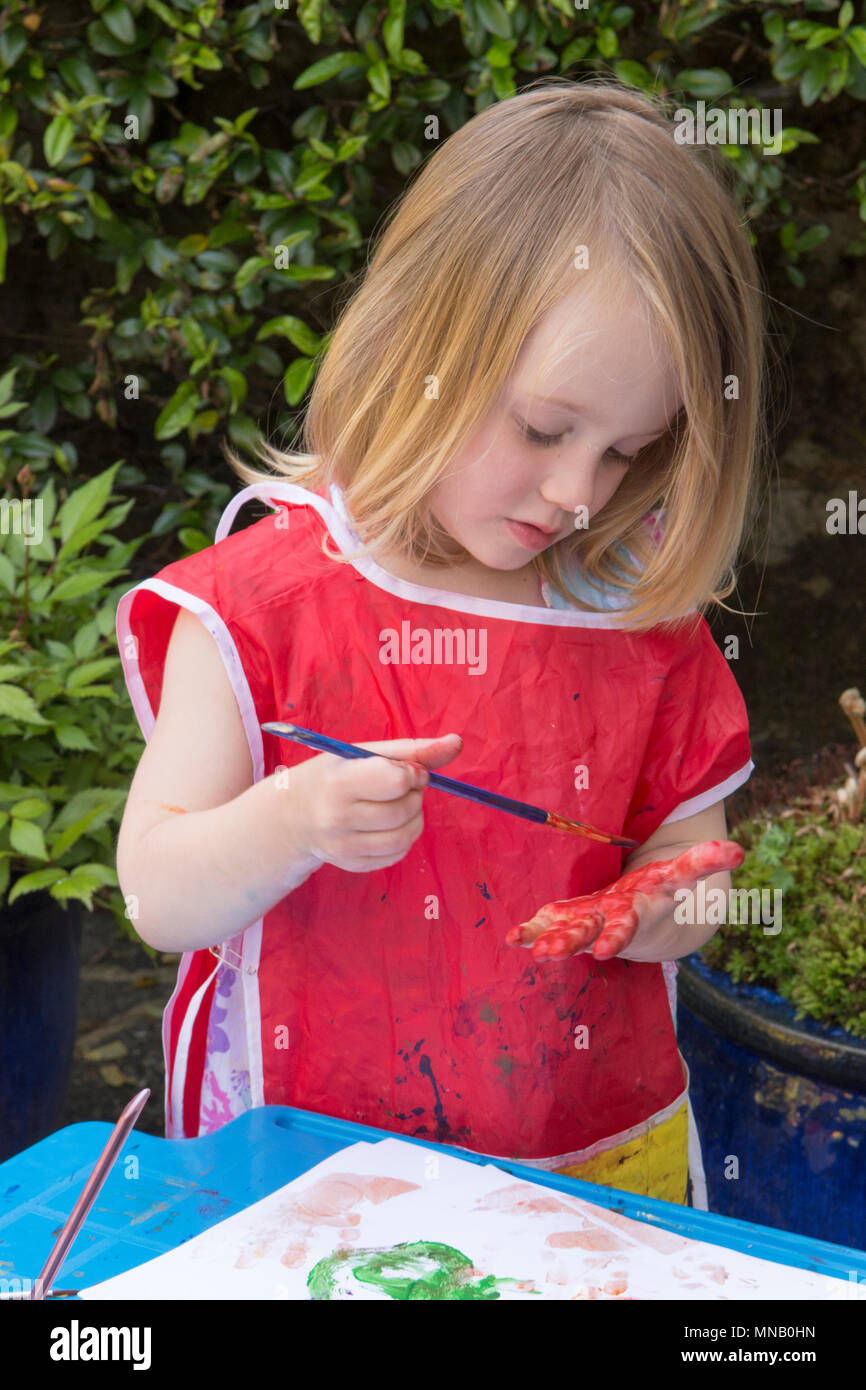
[116,608,322,954]
[613,799,733,962]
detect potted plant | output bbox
[0,452,144,1161]
[678,689,866,1248]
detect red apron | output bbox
[116,481,753,1179]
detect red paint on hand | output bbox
[506,839,744,961]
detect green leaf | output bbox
[596,26,619,60]
[9,798,51,820]
[10,818,49,860]
[181,314,208,357]
[773,45,810,81]
[7,867,67,903]
[178,527,211,552]
[840,1,854,30]
[294,53,363,89]
[57,462,122,545]
[805,25,840,50]
[0,684,49,725]
[44,114,76,168]
[102,0,137,44]
[67,658,119,692]
[51,570,119,602]
[256,314,322,354]
[676,69,732,99]
[51,789,126,833]
[49,807,103,860]
[53,722,97,752]
[795,223,830,252]
[155,381,199,439]
[283,356,317,405]
[234,254,270,291]
[0,25,28,71]
[612,60,652,90]
[392,141,421,175]
[801,53,831,104]
[845,27,866,66]
[383,0,405,58]
[367,60,391,98]
[214,367,247,411]
[475,0,511,38]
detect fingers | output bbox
[669,839,744,880]
[590,901,642,959]
[530,907,607,959]
[355,733,464,774]
[505,898,592,946]
[323,751,427,804]
[346,808,427,863]
[615,839,744,898]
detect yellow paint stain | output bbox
[552,1101,689,1205]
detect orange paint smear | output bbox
[148,801,189,814]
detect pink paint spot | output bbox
[546,1228,626,1251]
[603,1276,629,1296]
[279,1242,308,1268]
[362,1176,420,1205]
[476,1183,579,1217]
[231,1171,421,1267]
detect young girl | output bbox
[116,77,760,1209]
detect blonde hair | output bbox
[223,75,770,633]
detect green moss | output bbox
[699,813,866,1038]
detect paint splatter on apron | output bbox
[117,482,753,1207]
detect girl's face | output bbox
[428,280,683,570]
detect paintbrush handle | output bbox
[263,723,551,826]
[30,1089,150,1300]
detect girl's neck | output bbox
[372,548,548,608]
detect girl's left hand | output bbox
[505,839,744,961]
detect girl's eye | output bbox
[516,417,633,463]
[517,419,564,448]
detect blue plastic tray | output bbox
[1,1104,864,1295]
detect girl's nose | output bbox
[539,451,603,518]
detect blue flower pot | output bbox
[677,952,866,1249]
[0,882,81,1163]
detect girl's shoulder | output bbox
[137,485,337,626]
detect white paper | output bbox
[79,1138,861,1300]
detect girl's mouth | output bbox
[505,519,559,550]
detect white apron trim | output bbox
[169,960,219,1137]
[214,479,696,629]
[687,1095,709,1210]
[658,759,755,825]
[115,573,269,1132]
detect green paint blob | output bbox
[307,1239,535,1300]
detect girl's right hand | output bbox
[285,733,463,873]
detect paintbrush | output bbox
[28,1088,151,1301]
[261,722,638,849]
